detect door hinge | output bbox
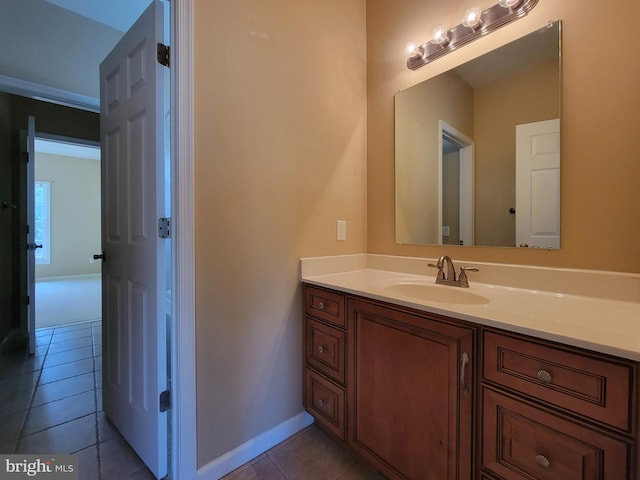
[26,295,30,306]
[158,217,171,238]
[157,43,170,67]
[159,390,171,412]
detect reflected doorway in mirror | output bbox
[440,121,474,246]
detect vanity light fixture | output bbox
[407,0,538,70]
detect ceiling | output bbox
[0,0,158,106]
[43,0,152,32]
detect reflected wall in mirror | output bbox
[395,21,561,248]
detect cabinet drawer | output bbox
[304,286,345,327]
[482,388,630,480]
[483,330,633,431]
[305,317,345,384]
[304,369,345,440]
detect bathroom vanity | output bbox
[305,285,475,479]
[301,255,640,480]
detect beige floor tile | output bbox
[0,409,27,444]
[0,440,17,454]
[0,386,36,417]
[269,427,357,480]
[99,436,146,479]
[336,463,378,480]
[76,444,100,480]
[119,466,158,480]
[39,358,94,385]
[222,455,286,480]
[6,322,371,480]
[17,413,97,454]
[23,390,96,435]
[97,411,120,443]
[32,372,95,406]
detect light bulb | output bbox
[429,25,450,46]
[405,41,421,58]
[462,6,483,29]
[498,0,523,9]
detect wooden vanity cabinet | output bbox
[347,298,476,480]
[480,329,639,480]
[303,285,476,480]
[303,284,639,480]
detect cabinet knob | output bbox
[537,369,552,384]
[317,399,324,407]
[318,302,325,310]
[317,346,324,354]
[535,454,551,468]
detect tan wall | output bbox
[474,57,559,246]
[193,0,367,466]
[367,0,640,272]
[34,153,101,278]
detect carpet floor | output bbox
[35,274,102,328]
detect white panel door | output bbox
[516,119,560,249]
[99,1,168,478]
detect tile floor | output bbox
[0,321,154,480]
[221,426,378,480]
[2,321,377,480]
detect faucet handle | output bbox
[458,266,479,288]
[460,266,479,273]
[428,263,445,280]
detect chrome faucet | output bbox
[428,256,479,288]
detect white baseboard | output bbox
[196,411,314,480]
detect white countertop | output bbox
[301,261,640,361]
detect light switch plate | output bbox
[336,220,346,241]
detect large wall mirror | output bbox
[395,21,561,248]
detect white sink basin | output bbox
[383,282,490,305]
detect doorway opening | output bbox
[34,137,102,330]
[439,121,474,246]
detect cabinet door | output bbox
[347,299,474,480]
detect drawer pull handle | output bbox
[317,346,325,354]
[318,301,325,310]
[317,399,324,407]
[537,369,552,384]
[535,454,550,468]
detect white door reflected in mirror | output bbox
[516,119,560,249]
